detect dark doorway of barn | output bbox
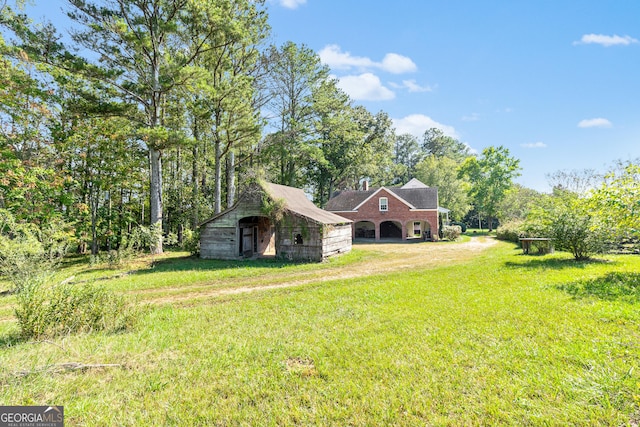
[380,220,402,239]
[354,221,375,239]
[238,216,275,258]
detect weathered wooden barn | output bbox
[200,181,352,262]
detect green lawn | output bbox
[1,239,639,425]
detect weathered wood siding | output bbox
[276,215,323,262]
[322,224,352,258]
[200,191,264,260]
[200,224,237,259]
[276,217,351,262]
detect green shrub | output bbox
[524,192,612,260]
[442,225,462,241]
[496,220,526,243]
[125,224,163,253]
[451,221,467,232]
[164,232,179,247]
[0,210,72,293]
[182,228,200,256]
[15,281,138,339]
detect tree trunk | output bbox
[192,143,199,230]
[149,52,163,254]
[214,136,222,214]
[226,150,235,208]
[149,147,163,254]
[107,191,112,251]
[90,188,98,255]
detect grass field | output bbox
[1,237,640,425]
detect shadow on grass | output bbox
[353,238,428,245]
[135,255,313,275]
[504,256,612,270]
[558,272,640,303]
[59,254,94,268]
[463,229,496,237]
[0,328,22,348]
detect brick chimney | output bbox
[362,180,369,191]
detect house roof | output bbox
[401,178,429,189]
[326,184,438,211]
[325,190,374,211]
[264,182,352,225]
[391,188,438,210]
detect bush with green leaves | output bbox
[525,192,611,260]
[122,224,163,253]
[496,220,526,243]
[1,210,137,338]
[589,160,640,250]
[182,227,200,256]
[442,225,462,241]
[0,210,72,293]
[15,281,138,339]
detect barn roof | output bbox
[326,184,438,211]
[264,182,352,225]
[200,181,352,227]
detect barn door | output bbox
[241,227,253,257]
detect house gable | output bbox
[353,187,416,211]
[351,188,420,218]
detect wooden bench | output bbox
[519,238,554,255]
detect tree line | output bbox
[7,0,635,261]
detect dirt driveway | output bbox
[146,236,499,305]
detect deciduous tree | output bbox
[458,146,521,230]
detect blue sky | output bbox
[21,0,640,192]
[267,0,640,191]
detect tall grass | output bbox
[15,282,138,339]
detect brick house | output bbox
[325,178,441,241]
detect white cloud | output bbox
[336,73,395,101]
[578,118,612,128]
[319,45,376,70]
[521,142,547,149]
[277,0,307,9]
[464,143,478,155]
[574,34,639,47]
[462,113,480,122]
[389,79,433,93]
[381,53,417,74]
[392,114,458,139]
[319,44,416,74]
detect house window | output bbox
[294,233,303,245]
[413,221,421,236]
[379,197,388,212]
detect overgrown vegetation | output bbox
[0,209,72,293]
[15,281,137,339]
[0,210,138,339]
